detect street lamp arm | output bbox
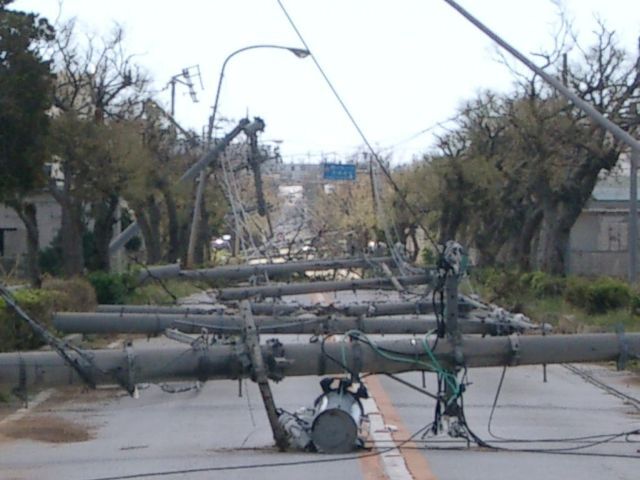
[207,44,310,141]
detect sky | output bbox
[11,0,640,164]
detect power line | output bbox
[275,0,441,253]
[85,423,432,480]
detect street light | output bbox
[186,44,311,267]
[206,45,310,143]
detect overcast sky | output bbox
[12,0,640,164]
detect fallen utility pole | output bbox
[0,334,637,389]
[443,0,640,283]
[95,298,473,317]
[53,312,531,336]
[217,273,432,300]
[137,256,394,283]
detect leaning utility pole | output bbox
[443,0,640,281]
[108,118,259,254]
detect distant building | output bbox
[568,175,637,277]
[0,192,61,265]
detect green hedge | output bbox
[86,271,137,304]
[564,276,632,313]
[0,278,96,352]
[520,271,566,298]
[474,268,640,315]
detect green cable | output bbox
[341,330,462,404]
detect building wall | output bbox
[0,193,62,258]
[568,208,633,277]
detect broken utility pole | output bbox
[136,256,395,283]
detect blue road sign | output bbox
[323,163,356,181]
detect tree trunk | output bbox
[91,195,119,271]
[408,225,419,262]
[50,176,85,277]
[195,195,209,265]
[137,196,163,265]
[63,200,85,277]
[515,208,543,270]
[9,200,41,287]
[161,186,180,263]
[535,196,566,274]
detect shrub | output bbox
[586,277,631,313]
[0,278,98,352]
[473,268,524,302]
[0,289,60,351]
[564,276,591,309]
[42,276,97,312]
[565,276,631,313]
[520,271,565,298]
[87,271,136,305]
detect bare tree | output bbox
[48,20,151,275]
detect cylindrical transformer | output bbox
[310,391,363,453]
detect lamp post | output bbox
[186,45,310,267]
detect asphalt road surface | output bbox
[1,291,639,479]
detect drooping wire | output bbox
[85,421,435,480]
[276,0,441,255]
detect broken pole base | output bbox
[240,300,289,451]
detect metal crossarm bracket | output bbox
[240,300,289,450]
[264,338,292,382]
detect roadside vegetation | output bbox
[469,269,640,333]
[0,274,203,353]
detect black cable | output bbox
[320,334,357,378]
[275,0,441,255]
[85,422,434,480]
[487,364,640,444]
[128,255,179,304]
[449,372,640,455]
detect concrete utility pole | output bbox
[185,44,310,267]
[1,334,637,390]
[108,119,258,255]
[443,0,640,282]
[136,256,394,283]
[95,298,474,317]
[53,312,534,336]
[217,273,432,300]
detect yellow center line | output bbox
[364,375,437,480]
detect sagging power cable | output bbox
[276,0,441,255]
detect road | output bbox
[1,290,639,479]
